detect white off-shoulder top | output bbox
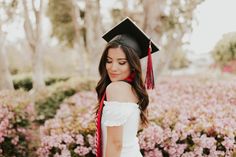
[101,101,143,157]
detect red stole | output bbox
[95,72,135,157]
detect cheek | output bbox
[123,65,131,74]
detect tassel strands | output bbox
[145,40,155,89]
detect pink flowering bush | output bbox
[37,76,236,157]
[0,90,35,157]
[222,60,236,74]
[37,91,97,157]
[139,76,236,156]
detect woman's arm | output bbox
[104,81,137,157]
[105,126,123,157]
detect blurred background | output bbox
[1,0,236,91]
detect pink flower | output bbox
[74,146,91,156]
[222,136,235,150]
[11,136,19,145]
[75,134,84,145]
[37,76,236,156]
[87,134,96,147]
[199,134,216,149]
[62,133,74,144]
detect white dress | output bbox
[101,101,143,157]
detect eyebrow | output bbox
[107,56,127,61]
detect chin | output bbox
[109,75,128,82]
[109,77,123,82]
[110,78,119,82]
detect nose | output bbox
[110,62,118,71]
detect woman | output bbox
[95,17,159,157]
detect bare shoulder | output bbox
[106,81,137,102]
[106,81,131,92]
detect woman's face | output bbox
[106,47,131,82]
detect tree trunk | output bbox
[142,0,167,76]
[32,41,44,91]
[32,0,45,91]
[23,0,45,92]
[0,31,14,90]
[84,0,103,77]
[70,0,89,78]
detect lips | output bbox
[109,73,119,78]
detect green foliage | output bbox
[13,75,70,91]
[35,88,76,124]
[47,0,78,47]
[34,78,97,124]
[212,32,236,66]
[170,49,190,69]
[13,76,33,91]
[111,8,123,23]
[1,136,29,157]
[45,77,69,86]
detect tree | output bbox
[211,32,236,73]
[47,0,103,78]
[0,31,14,90]
[84,0,103,75]
[142,0,205,74]
[110,0,205,74]
[22,0,45,92]
[0,0,17,90]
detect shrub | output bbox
[170,49,190,69]
[37,76,236,157]
[37,91,97,157]
[34,77,97,124]
[35,88,76,124]
[212,32,236,73]
[142,76,236,156]
[13,74,70,91]
[0,90,36,157]
[45,77,69,86]
[13,76,32,91]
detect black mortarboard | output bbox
[102,17,159,59]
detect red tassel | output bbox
[145,40,155,89]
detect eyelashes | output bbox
[106,60,112,64]
[106,60,127,65]
[119,62,126,65]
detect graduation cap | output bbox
[102,17,159,89]
[102,17,159,59]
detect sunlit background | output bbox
[0,0,236,91]
[5,0,236,53]
[189,0,236,54]
[2,0,236,75]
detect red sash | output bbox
[95,72,135,157]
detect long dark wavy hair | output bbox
[95,41,149,127]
